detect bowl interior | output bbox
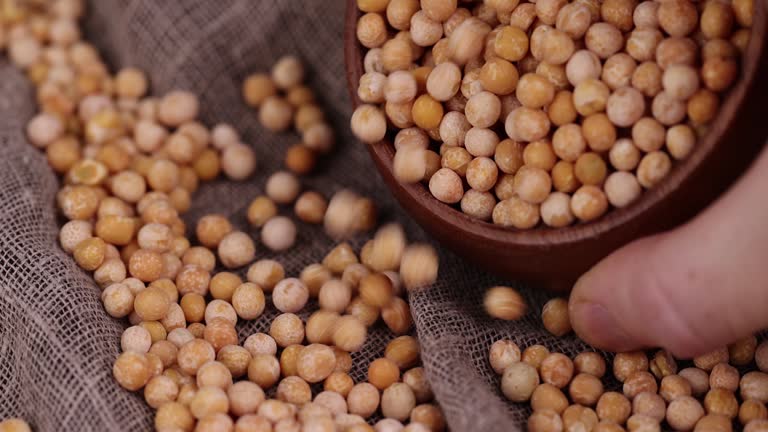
[344,0,768,283]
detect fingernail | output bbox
[570,301,635,352]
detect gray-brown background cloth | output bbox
[0,1,596,431]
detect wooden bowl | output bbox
[344,1,768,290]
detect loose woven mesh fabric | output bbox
[0,1,606,431]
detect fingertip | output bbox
[569,233,731,358]
[568,235,672,353]
[569,274,645,353]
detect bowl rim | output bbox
[344,1,768,248]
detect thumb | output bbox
[569,148,768,359]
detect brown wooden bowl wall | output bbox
[344,0,768,291]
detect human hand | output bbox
[568,147,768,358]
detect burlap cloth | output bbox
[0,1,600,431]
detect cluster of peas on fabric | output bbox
[242,56,336,177]
[0,0,444,431]
[350,0,753,229]
[482,286,768,432]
